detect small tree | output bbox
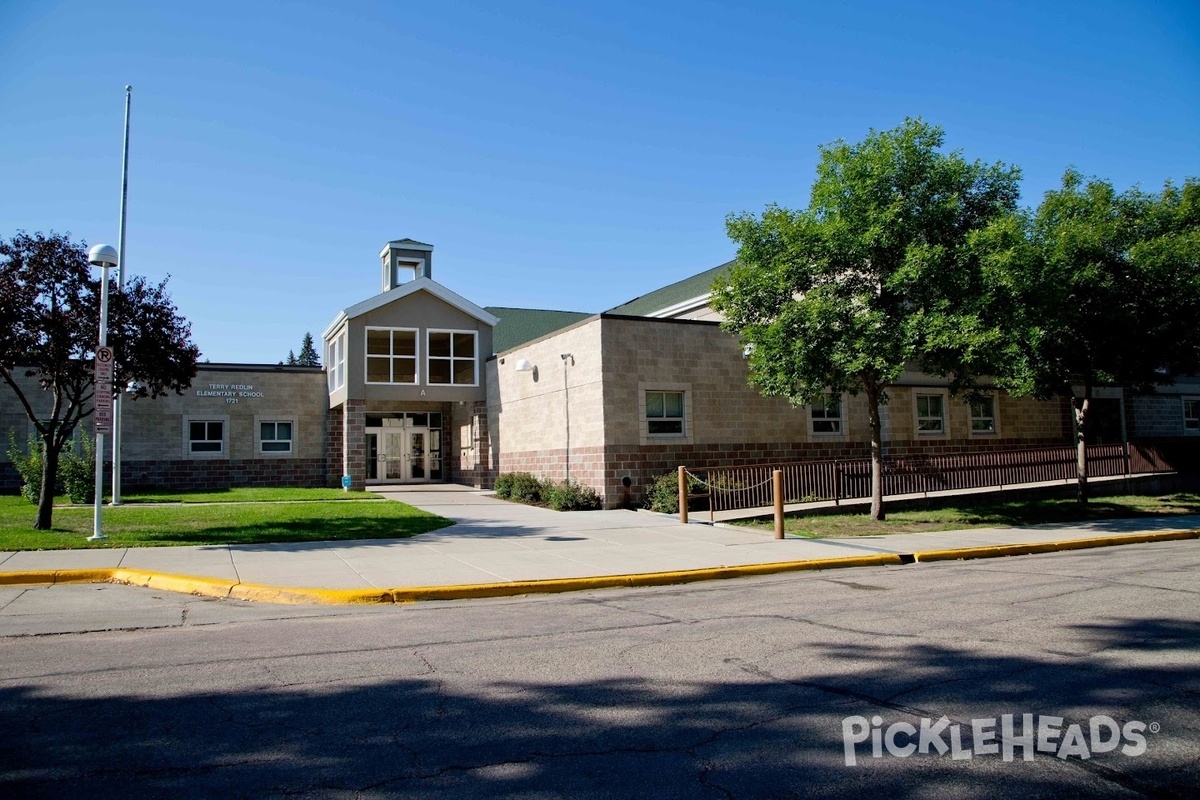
[297,332,320,367]
[979,171,1200,503]
[0,231,201,529]
[712,119,1020,519]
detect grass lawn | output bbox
[735,493,1200,538]
[0,489,453,551]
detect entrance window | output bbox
[428,330,477,385]
[1185,398,1199,433]
[366,327,418,384]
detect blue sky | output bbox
[2,0,1198,363]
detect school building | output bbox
[3,238,1198,507]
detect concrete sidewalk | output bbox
[1,484,1197,602]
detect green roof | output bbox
[606,261,732,316]
[485,307,593,354]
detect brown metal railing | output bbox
[685,443,1175,517]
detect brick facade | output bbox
[342,399,366,491]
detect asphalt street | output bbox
[1,541,1198,798]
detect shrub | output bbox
[509,472,547,503]
[546,479,601,511]
[7,432,48,505]
[643,471,705,514]
[493,472,516,499]
[59,433,96,504]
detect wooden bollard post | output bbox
[678,465,688,525]
[773,469,784,539]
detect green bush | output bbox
[7,432,47,505]
[643,471,705,514]
[59,433,96,504]
[493,472,548,503]
[493,472,516,499]
[546,480,601,511]
[509,472,547,503]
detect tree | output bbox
[712,119,1021,520]
[297,332,320,367]
[977,171,1200,503]
[286,350,297,365]
[0,231,201,529]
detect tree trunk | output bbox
[867,387,886,521]
[1073,389,1090,506]
[34,437,60,530]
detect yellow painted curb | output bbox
[912,529,1200,563]
[0,530,1193,604]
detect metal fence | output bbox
[687,443,1177,516]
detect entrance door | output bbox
[365,426,429,483]
[406,428,428,481]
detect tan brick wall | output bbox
[486,318,605,485]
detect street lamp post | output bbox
[88,244,118,542]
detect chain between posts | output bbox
[679,466,785,538]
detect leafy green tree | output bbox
[977,171,1200,503]
[297,332,320,367]
[712,119,1021,519]
[0,231,200,529]
[286,350,297,365]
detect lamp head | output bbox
[515,359,533,373]
[88,244,118,269]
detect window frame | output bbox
[183,415,229,459]
[969,395,998,436]
[914,391,947,436]
[1184,396,1199,434]
[327,332,346,391]
[810,393,844,436]
[426,328,478,387]
[645,389,686,438]
[364,326,419,386]
[256,417,296,456]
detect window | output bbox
[1185,397,1199,433]
[189,420,223,454]
[259,421,293,453]
[916,393,945,434]
[646,390,685,436]
[427,330,476,386]
[366,327,418,384]
[327,333,346,391]
[970,396,997,434]
[811,394,842,435]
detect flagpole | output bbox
[111,85,131,506]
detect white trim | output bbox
[646,293,712,318]
[339,277,500,327]
[364,326,420,385]
[378,241,434,256]
[322,313,348,342]
[426,328,479,387]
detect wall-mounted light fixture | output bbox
[515,358,538,381]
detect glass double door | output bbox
[365,426,430,483]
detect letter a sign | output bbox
[94,346,115,435]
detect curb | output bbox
[0,530,1195,604]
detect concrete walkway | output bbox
[0,485,1197,599]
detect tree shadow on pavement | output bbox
[0,617,1196,798]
